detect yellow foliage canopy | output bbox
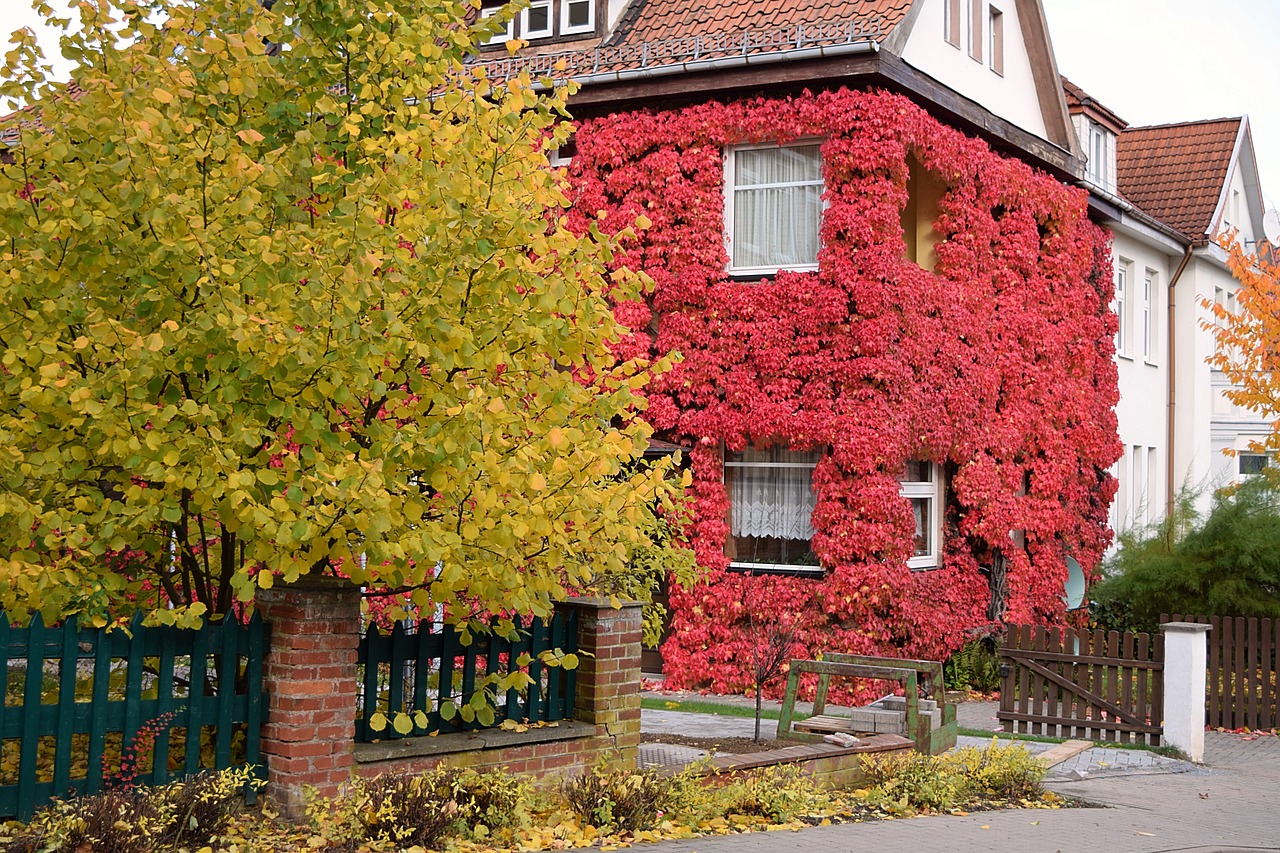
[0,0,679,626]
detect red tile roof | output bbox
[1061,76,1126,134]
[1117,118,1241,239]
[613,0,912,47]
[476,0,912,81]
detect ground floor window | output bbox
[724,447,821,573]
[900,461,943,569]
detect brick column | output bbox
[257,576,361,819]
[559,598,643,767]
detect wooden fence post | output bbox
[256,576,362,820]
[1161,621,1211,762]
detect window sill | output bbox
[727,265,819,279]
[906,557,940,571]
[727,562,824,578]
[1116,353,1134,362]
[354,719,595,764]
[1144,360,1160,368]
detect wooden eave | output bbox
[565,50,1082,180]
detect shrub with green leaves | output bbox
[861,740,1044,814]
[3,767,260,853]
[563,765,672,833]
[1092,478,1280,631]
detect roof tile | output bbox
[1117,118,1241,239]
[615,0,912,47]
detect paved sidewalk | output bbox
[637,700,1280,852]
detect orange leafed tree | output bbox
[1204,238,1280,479]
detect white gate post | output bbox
[1160,622,1211,762]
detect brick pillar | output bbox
[257,576,361,819]
[559,598,643,767]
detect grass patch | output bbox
[641,697,809,721]
[957,727,1187,759]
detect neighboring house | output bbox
[481,0,1120,694]
[1064,75,1270,527]
[1118,117,1270,516]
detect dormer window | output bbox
[1084,120,1116,195]
[480,0,597,47]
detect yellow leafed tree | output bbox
[0,0,681,631]
[1204,237,1280,482]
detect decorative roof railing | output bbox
[473,16,892,81]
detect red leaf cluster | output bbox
[566,88,1119,700]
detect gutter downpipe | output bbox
[1165,243,1196,521]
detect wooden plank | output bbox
[243,613,266,799]
[1118,630,1134,744]
[793,714,856,734]
[1136,632,1151,745]
[185,623,209,775]
[506,615,526,720]
[1230,616,1243,730]
[358,625,382,743]
[460,631,479,732]
[1043,626,1061,738]
[86,623,112,795]
[547,612,566,721]
[151,628,177,786]
[18,614,45,821]
[1208,616,1222,728]
[1152,631,1165,745]
[1029,626,1045,735]
[214,619,237,768]
[413,620,432,730]
[998,634,1015,734]
[996,710,1161,734]
[439,623,459,731]
[1103,631,1119,742]
[526,617,548,724]
[1246,617,1260,730]
[999,647,1164,669]
[562,609,579,718]
[387,622,406,724]
[52,617,78,797]
[1016,625,1031,735]
[1269,618,1279,729]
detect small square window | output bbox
[900,462,944,570]
[1240,453,1268,477]
[725,144,823,275]
[480,6,513,46]
[522,0,553,38]
[562,0,594,34]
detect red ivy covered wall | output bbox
[565,88,1119,698]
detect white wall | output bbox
[900,0,1050,141]
[1109,230,1173,537]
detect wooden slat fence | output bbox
[357,610,579,743]
[0,612,269,821]
[1163,614,1279,730]
[998,625,1164,745]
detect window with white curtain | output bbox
[725,144,823,275]
[900,461,943,569]
[724,447,821,572]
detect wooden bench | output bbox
[776,654,958,755]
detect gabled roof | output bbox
[611,0,913,48]
[1061,76,1127,134]
[1117,118,1243,239]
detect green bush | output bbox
[563,765,671,833]
[860,740,1044,814]
[1092,479,1280,631]
[713,764,829,823]
[3,767,259,853]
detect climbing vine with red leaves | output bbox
[566,88,1119,700]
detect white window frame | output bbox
[1114,259,1129,357]
[1239,452,1269,477]
[724,142,824,277]
[480,6,513,46]
[723,447,822,575]
[900,462,944,570]
[988,5,1004,75]
[521,0,554,39]
[944,0,961,47]
[1142,269,1156,362]
[561,0,595,35]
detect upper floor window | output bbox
[724,447,821,573]
[945,0,961,47]
[725,143,823,275]
[1142,269,1156,362]
[988,6,1004,75]
[1114,260,1129,356]
[900,461,944,570]
[969,0,984,62]
[480,0,596,47]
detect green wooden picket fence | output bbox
[0,612,269,820]
[357,610,579,742]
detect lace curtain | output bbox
[732,145,822,269]
[727,447,820,540]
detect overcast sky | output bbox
[4,1,1280,207]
